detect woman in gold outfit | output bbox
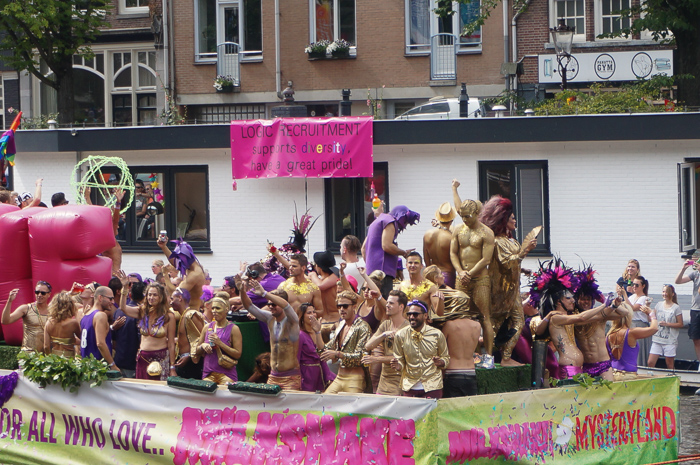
[479,196,537,366]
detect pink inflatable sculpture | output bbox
[0,205,115,345]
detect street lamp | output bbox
[549,19,575,90]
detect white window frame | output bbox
[118,0,149,15]
[404,0,482,55]
[111,49,159,126]
[550,0,587,43]
[195,0,262,63]
[594,0,632,40]
[307,0,357,54]
[678,162,697,253]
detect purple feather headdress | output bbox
[528,258,579,316]
[574,265,604,303]
[289,203,320,252]
[169,238,196,276]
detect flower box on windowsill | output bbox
[216,85,235,93]
[307,52,354,61]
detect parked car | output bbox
[395,97,484,120]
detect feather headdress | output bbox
[290,203,320,252]
[528,257,579,317]
[169,238,196,277]
[574,264,604,303]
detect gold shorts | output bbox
[204,372,236,385]
[268,373,301,391]
[325,373,365,394]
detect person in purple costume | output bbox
[297,303,336,391]
[606,300,658,381]
[362,205,420,298]
[192,296,242,384]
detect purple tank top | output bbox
[202,322,239,381]
[608,329,638,372]
[361,304,381,333]
[365,213,399,277]
[80,310,112,361]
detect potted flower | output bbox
[328,39,352,58]
[213,75,236,92]
[304,40,331,59]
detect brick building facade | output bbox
[513,0,674,100]
[16,0,165,128]
[171,0,511,121]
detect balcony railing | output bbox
[430,34,457,80]
[216,42,241,87]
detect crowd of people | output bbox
[1,177,698,399]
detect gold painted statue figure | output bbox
[450,198,495,365]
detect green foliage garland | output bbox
[18,352,108,393]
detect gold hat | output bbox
[435,202,457,223]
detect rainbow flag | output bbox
[0,112,21,166]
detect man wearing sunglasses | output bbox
[391,300,449,399]
[80,286,119,372]
[2,280,53,353]
[240,277,301,391]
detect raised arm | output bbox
[675,261,693,285]
[1,289,28,325]
[239,278,273,323]
[26,178,42,208]
[157,234,175,265]
[115,270,142,319]
[267,242,291,270]
[451,179,462,213]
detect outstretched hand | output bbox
[115,270,129,288]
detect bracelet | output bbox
[315,331,321,334]
[262,291,267,298]
[170,365,177,370]
[108,361,115,367]
[180,352,190,358]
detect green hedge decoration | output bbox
[0,345,20,370]
[476,364,531,395]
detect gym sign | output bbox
[538,50,673,84]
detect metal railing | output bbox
[430,34,457,80]
[216,42,241,86]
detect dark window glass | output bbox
[324,162,388,253]
[479,161,550,255]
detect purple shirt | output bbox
[607,329,638,373]
[365,213,399,277]
[80,310,112,361]
[297,331,336,392]
[202,322,239,381]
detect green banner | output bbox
[437,376,679,464]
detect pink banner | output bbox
[230,117,373,179]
